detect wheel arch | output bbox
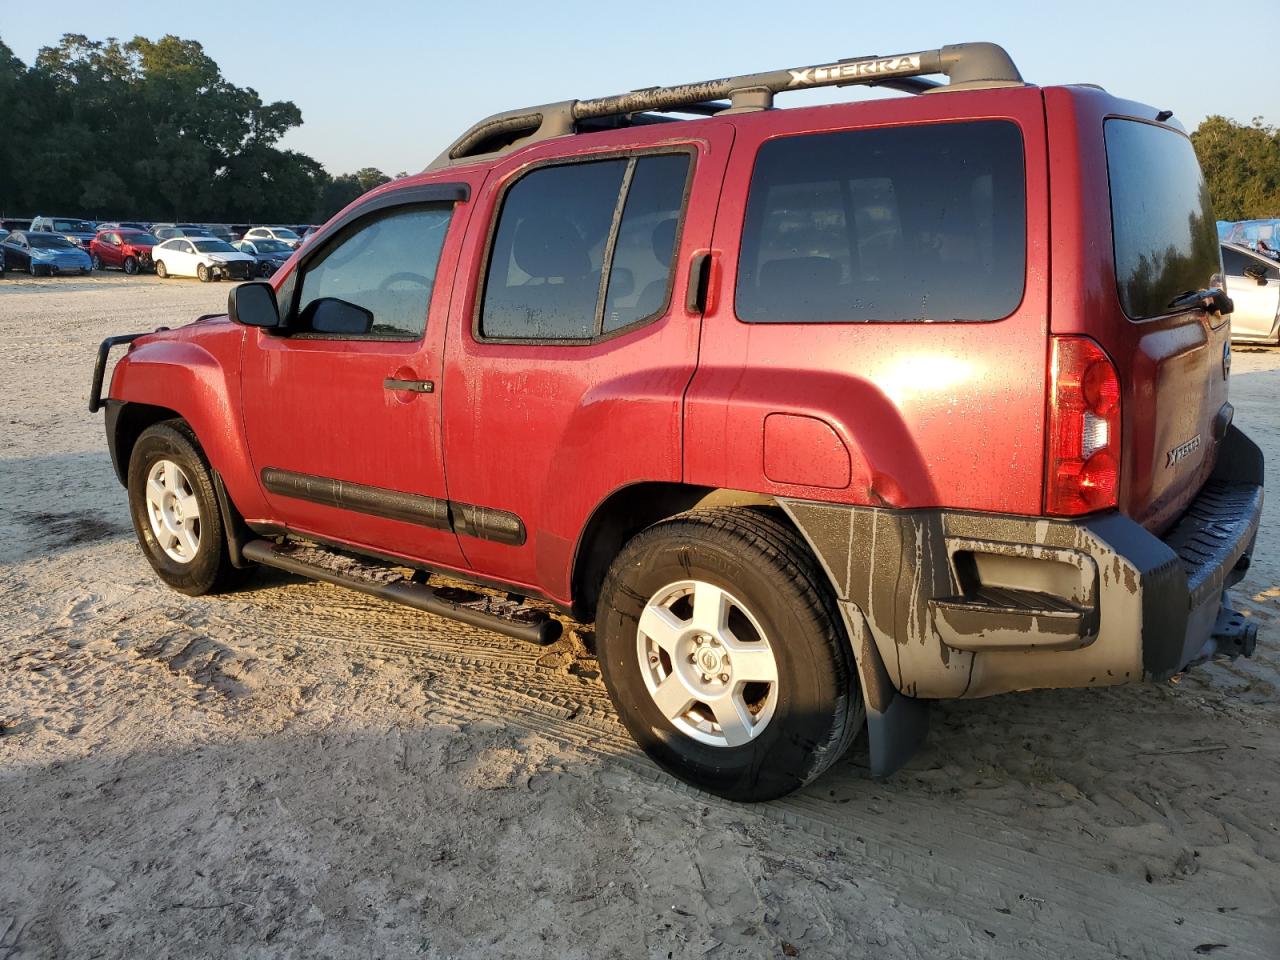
[569,482,775,621]
[105,400,181,485]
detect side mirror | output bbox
[228,281,280,328]
[301,297,374,336]
[1243,264,1268,285]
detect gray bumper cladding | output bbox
[781,425,1265,707]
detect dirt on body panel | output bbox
[0,275,1278,959]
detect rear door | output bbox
[440,122,734,602]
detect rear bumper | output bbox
[782,426,1264,699]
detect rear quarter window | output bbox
[735,119,1027,324]
[1105,119,1221,321]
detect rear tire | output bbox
[126,421,248,596]
[155,260,168,279]
[596,508,863,801]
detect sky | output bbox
[5,0,1276,176]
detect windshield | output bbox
[30,234,76,249]
[254,239,291,254]
[121,232,159,245]
[54,220,93,233]
[191,239,236,253]
[1105,120,1221,320]
[271,228,300,240]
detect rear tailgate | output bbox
[1104,118,1229,530]
[1046,89,1229,531]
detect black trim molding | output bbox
[261,467,526,546]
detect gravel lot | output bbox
[1,273,1278,959]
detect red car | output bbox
[91,42,1264,801]
[90,228,158,274]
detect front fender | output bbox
[108,325,267,519]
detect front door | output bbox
[440,122,735,602]
[241,181,479,569]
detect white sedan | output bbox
[152,237,256,282]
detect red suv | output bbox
[90,228,158,274]
[91,43,1265,801]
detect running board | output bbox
[241,539,562,646]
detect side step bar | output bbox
[242,539,562,646]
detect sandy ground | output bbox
[0,273,1277,960]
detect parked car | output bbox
[96,221,150,233]
[152,224,215,241]
[29,215,97,250]
[3,230,92,275]
[2,218,32,233]
[232,238,292,278]
[92,42,1264,802]
[243,226,302,249]
[91,229,159,274]
[204,224,240,243]
[0,242,5,278]
[1224,219,1280,259]
[152,237,254,281]
[1224,241,1280,343]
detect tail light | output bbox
[1045,336,1121,515]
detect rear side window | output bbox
[736,120,1027,323]
[480,152,691,341]
[1105,120,1221,321]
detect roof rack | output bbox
[428,42,1023,170]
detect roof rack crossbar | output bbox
[430,42,1021,169]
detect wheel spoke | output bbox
[650,675,695,721]
[720,630,778,684]
[637,603,686,657]
[690,581,729,634]
[146,474,166,506]
[728,646,778,685]
[163,460,179,493]
[708,693,756,747]
[179,523,200,558]
[177,493,199,520]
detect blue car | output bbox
[1,231,93,276]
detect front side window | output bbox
[736,120,1027,324]
[480,152,691,341]
[294,205,452,339]
[1105,119,1221,320]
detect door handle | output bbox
[384,378,435,394]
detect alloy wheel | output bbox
[636,579,780,747]
[143,459,202,563]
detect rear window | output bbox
[736,120,1027,324]
[1105,120,1221,321]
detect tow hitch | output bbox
[1190,598,1258,666]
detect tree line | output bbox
[0,33,400,225]
[1191,116,1280,222]
[2,33,1278,226]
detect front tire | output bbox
[597,508,863,801]
[155,260,168,279]
[123,256,138,275]
[197,263,211,282]
[127,421,246,596]
[92,254,103,270]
